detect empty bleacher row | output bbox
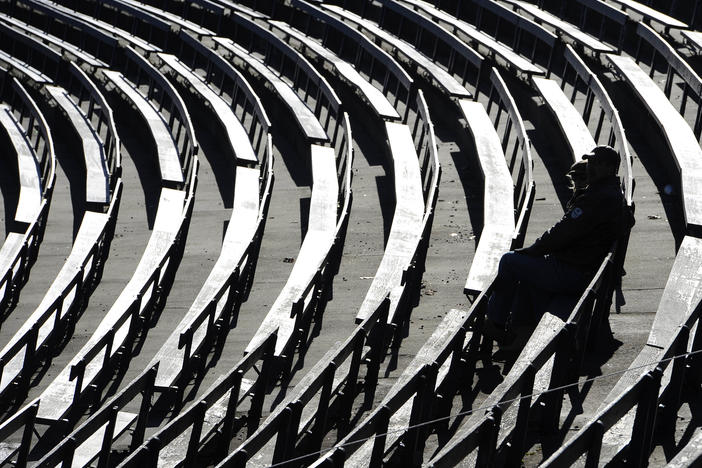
[0,0,701,466]
[0,70,55,324]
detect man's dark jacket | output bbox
[519,176,634,274]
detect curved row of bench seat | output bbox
[0,61,123,406]
[398,0,548,77]
[25,40,199,425]
[0,3,280,462]
[316,2,535,296]
[542,235,702,466]
[0,73,56,321]
[428,247,620,466]
[492,3,702,465]
[35,1,354,464]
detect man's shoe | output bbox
[482,319,516,345]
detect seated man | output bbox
[484,145,633,343]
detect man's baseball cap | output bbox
[583,145,620,168]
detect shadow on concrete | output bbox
[336,86,395,244]
[45,108,86,239]
[601,76,687,249]
[0,126,20,235]
[187,96,236,209]
[111,99,161,230]
[421,82,484,253]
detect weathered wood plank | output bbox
[245,145,337,356]
[322,4,472,99]
[0,105,41,223]
[347,309,468,466]
[607,0,687,29]
[46,86,111,205]
[158,53,258,166]
[72,412,137,468]
[501,0,614,53]
[397,0,543,75]
[532,76,596,162]
[213,37,328,142]
[103,70,184,185]
[267,19,401,120]
[151,167,260,388]
[607,54,702,231]
[355,121,424,324]
[459,99,515,294]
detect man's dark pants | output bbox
[487,252,589,326]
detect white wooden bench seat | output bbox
[245,145,338,357]
[356,121,424,324]
[267,19,401,121]
[0,211,109,394]
[35,188,188,423]
[459,100,516,294]
[606,0,688,29]
[0,233,28,299]
[212,37,329,142]
[103,70,185,185]
[157,53,258,166]
[0,50,51,84]
[0,13,107,69]
[151,167,261,389]
[46,86,111,204]
[606,53,702,231]
[321,4,473,99]
[38,0,162,53]
[0,105,42,224]
[682,30,702,54]
[120,0,216,36]
[71,411,137,468]
[532,77,596,162]
[500,0,615,53]
[341,309,468,466]
[0,205,116,394]
[397,0,543,75]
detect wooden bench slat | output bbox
[356,121,424,323]
[607,0,688,29]
[213,37,328,142]
[246,145,337,356]
[158,53,258,166]
[103,70,184,184]
[667,428,702,467]
[397,0,543,75]
[682,30,702,55]
[121,0,215,36]
[152,167,260,388]
[267,19,401,120]
[459,100,515,294]
[0,233,27,294]
[0,210,111,394]
[501,0,614,52]
[35,189,187,422]
[0,13,107,68]
[46,86,111,204]
[606,53,702,230]
[0,105,42,223]
[532,76,596,162]
[347,309,469,465]
[322,4,472,99]
[72,411,137,468]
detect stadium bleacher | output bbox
[0,0,701,466]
